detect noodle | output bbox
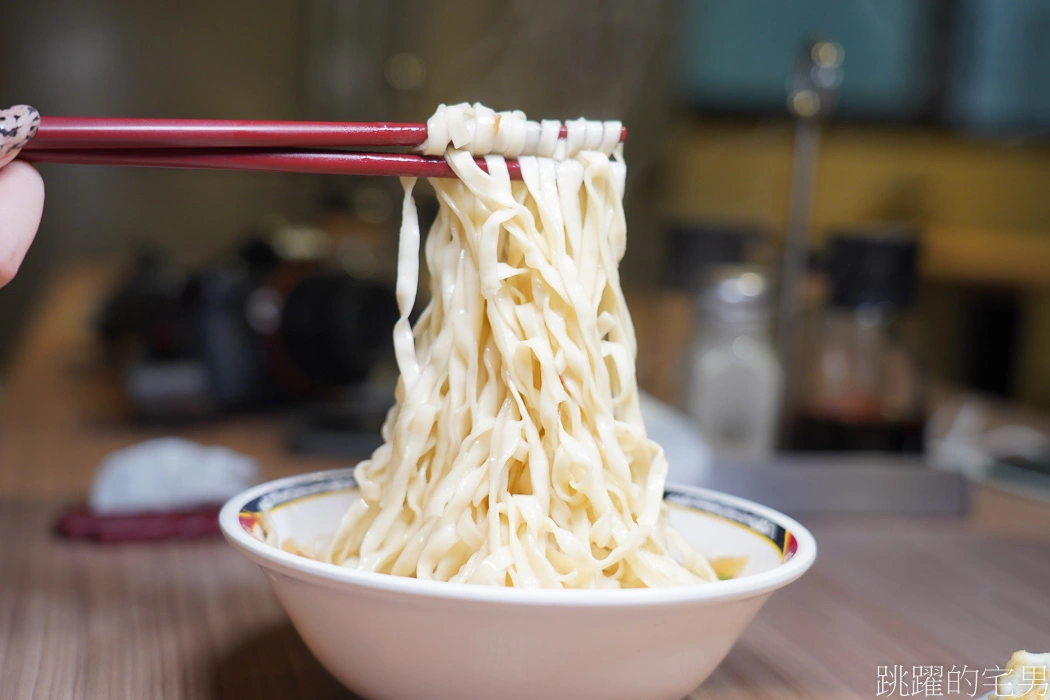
[320,103,718,588]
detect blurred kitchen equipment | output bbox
[687,265,782,457]
[98,228,399,422]
[792,227,924,452]
[776,39,843,445]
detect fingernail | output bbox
[0,105,41,167]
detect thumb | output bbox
[0,104,45,287]
[0,161,45,287]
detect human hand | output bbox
[0,105,44,287]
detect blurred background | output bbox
[3,0,1050,513]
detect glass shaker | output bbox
[686,265,782,458]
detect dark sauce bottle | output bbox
[792,229,924,453]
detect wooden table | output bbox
[2,264,1049,699]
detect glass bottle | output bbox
[687,265,782,458]
[792,229,924,452]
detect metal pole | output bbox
[776,39,843,446]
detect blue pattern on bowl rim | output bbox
[239,472,798,562]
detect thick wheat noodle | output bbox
[319,103,719,588]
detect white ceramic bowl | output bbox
[220,468,816,700]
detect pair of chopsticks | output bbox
[20,117,628,180]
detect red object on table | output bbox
[55,505,222,542]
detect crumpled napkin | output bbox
[89,437,260,514]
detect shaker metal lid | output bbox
[698,264,774,320]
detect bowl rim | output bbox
[220,467,817,607]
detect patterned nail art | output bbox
[0,105,41,168]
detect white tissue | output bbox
[89,438,260,514]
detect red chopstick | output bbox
[20,117,627,180]
[26,116,627,150]
[26,117,431,150]
[21,147,521,179]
